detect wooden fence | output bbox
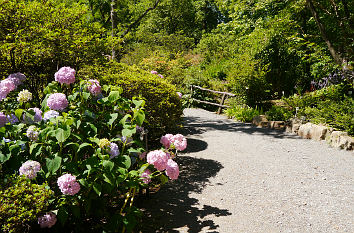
[190,85,236,114]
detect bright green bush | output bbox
[225,105,263,122]
[283,84,354,136]
[78,61,183,140]
[0,176,53,233]
[0,0,106,100]
[265,105,293,121]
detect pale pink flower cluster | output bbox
[38,212,57,228]
[0,79,16,100]
[7,73,26,86]
[19,160,41,179]
[23,107,42,123]
[141,169,152,184]
[47,93,68,111]
[0,112,7,127]
[87,79,101,96]
[177,92,183,98]
[160,134,187,151]
[146,150,180,179]
[165,159,179,180]
[57,174,80,195]
[147,150,169,171]
[55,67,75,84]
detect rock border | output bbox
[252,115,354,151]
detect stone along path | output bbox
[139,108,354,233]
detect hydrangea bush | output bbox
[0,69,186,232]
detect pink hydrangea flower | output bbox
[7,73,26,86]
[165,159,179,180]
[0,112,7,127]
[177,92,183,98]
[55,67,75,84]
[87,79,101,96]
[47,93,68,111]
[23,107,42,123]
[146,150,169,171]
[141,169,152,184]
[57,174,80,195]
[158,74,164,79]
[160,134,174,149]
[19,160,41,179]
[38,212,57,228]
[0,79,16,100]
[151,70,158,75]
[171,134,187,151]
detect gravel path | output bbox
[139,108,354,233]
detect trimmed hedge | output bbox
[78,61,183,140]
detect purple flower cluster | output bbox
[47,93,68,111]
[38,212,57,228]
[87,79,102,96]
[19,160,41,179]
[150,70,164,78]
[0,73,26,100]
[26,125,39,141]
[23,107,42,124]
[7,72,26,86]
[108,142,120,159]
[177,92,183,98]
[43,110,59,122]
[160,134,187,151]
[55,67,75,84]
[7,114,19,124]
[0,112,7,127]
[57,174,80,195]
[310,72,346,91]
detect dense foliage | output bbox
[0,176,53,233]
[78,62,183,141]
[0,0,107,100]
[0,69,185,232]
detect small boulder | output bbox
[252,115,268,127]
[327,131,354,150]
[298,122,314,139]
[310,125,328,141]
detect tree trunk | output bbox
[111,0,117,60]
[306,0,346,66]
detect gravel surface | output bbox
[139,108,354,233]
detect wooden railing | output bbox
[190,85,236,114]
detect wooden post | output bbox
[217,93,226,114]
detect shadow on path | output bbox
[137,156,230,233]
[182,115,300,139]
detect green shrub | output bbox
[225,105,263,122]
[78,61,183,140]
[0,176,53,233]
[0,0,106,100]
[283,84,353,136]
[265,105,293,121]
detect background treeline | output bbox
[1,0,353,129]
